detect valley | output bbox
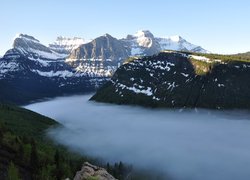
[25,94,250,180]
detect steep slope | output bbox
[69,34,130,61]
[91,51,250,109]
[67,34,130,77]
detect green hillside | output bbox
[0,104,87,180]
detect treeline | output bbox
[106,161,132,180]
[0,120,85,180]
[193,52,250,63]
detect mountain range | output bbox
[0,30,209,104]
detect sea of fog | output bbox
[25,94,250,180]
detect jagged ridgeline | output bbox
[91,51,250,109]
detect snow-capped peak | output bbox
[134,30,154,48]
[123,30,209,55]
[169,35,182,42]
[103,33,112,37]
[135,30,154,38]
[13,33,40,44]
[12,33,65,60]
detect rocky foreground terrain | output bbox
[74,162,117,180]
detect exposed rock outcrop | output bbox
[74,162,117,180]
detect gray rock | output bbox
[74,162,117,180]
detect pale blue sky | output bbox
[0,0,249,55]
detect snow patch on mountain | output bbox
[189,55,210,62]
[113,81,153,96]
[0,61,19,76]
[31,69,75,78]
[157,35,202,52]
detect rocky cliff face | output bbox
[69,34,130,61]
[74,162,117,180]
[67,34,130,77]
[91,51,250,109]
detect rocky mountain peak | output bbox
[14,34,40,43]
[134,30,155,48]
[69,33,129,61]
[103,33,113,38]
[11,33,65,60]
[13,33,52,54]
[135,30,154,38]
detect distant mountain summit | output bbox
[49,36,86,55]
[122,30,209,56]
[10,34,65,60]
[67,34,130,76]
[69,34,130,61]
[122,30,161,56]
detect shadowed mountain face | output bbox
[0,54,96,105]
[91,51,250,109]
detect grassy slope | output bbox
[0,104,57,138]
[192,51,250,62]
